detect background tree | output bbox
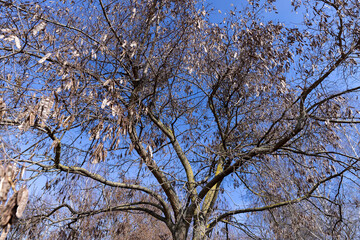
[1,0,360,239]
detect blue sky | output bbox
[209,0,303,25]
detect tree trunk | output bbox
[172,221,189,240]
[172,220,208,240]
[192,220,207,240]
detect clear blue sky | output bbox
[208,0,303,25]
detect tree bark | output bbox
[172,220,190,240]
[192,218,207,240]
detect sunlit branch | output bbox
[128,122,180,220]
[300,39,360,102]
[147,110,197,196]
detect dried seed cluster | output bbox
[0,164,28,239]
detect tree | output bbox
[1,0,360,239]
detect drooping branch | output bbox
[31,201,168,224]
[206,166,352,232]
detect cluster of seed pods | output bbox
[0,164,28,239]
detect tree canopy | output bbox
[1,0,360,239]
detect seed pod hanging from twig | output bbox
[0,192,17,227]
[0,165,4,178]
[0,177,10,202]
[5,164,16,180]
[0,164,16,202]
[16,185,28,218]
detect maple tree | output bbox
[1,0,360,239]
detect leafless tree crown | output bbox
[1,0,360,239]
